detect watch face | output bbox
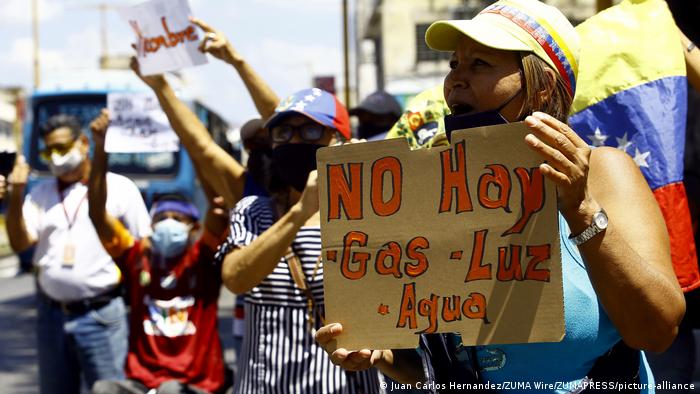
[594,210,608,229]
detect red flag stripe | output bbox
[653,182,700,292]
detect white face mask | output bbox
[48,146,84,177]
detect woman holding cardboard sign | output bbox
[316,0,684,390]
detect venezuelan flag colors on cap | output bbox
[265,88,351,140]
[425,0,579,97]
[569,0,698,291]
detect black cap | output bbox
[240,118,265,142]
[349,91,402,118]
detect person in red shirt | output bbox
[88,110,230,394]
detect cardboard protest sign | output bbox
[106,92,179,153]
[119,0,207,76]
[318,122,563,350]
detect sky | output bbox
[0,0,347,126]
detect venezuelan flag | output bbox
[569,0,699,291]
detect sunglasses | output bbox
[39,139,79,161]
[270,123,327,143]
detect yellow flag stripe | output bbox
[571,0,685,114]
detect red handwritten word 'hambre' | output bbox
[129,17,198,57]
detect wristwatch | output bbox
[569,208,608,246]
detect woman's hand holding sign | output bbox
[315,323,387,371]
[522,111,598,232]
[316,323,425,385]
[315,323,382,371]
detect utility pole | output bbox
[68,2,115,69]
[342,0,351,106]
[100,3,109,63]
[32,0,40,89]
[596,0,613,12]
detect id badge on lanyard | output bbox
[59,185,87,268]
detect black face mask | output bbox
[271,144,324,193]
[444,88,522,143]
[247,146,273,191]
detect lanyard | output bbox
[57,184,87,231]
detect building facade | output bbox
[354,0,597,105]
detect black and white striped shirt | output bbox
[216,196,380,394]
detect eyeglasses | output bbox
[270,123,327,143]
[39,139,79,161]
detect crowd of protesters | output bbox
[1,0,700,393]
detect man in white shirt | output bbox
[0,114,151,394]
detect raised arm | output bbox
[130,58,246,209]
[87,109,134,256]
[524,112,684,352]
[191,17,280,120]
[222,172,315,294]
[3,155,36,252]
[194,160,229,240]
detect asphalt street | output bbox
[0,269,235,394]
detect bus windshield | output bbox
[30,94,178,176]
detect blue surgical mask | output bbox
[150,218,191,258]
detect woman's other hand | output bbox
[314,323,390,371]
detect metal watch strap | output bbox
[569,208,607,246]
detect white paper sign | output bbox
[106,93,180,153]
[119,0,207,76]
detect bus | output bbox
[23,69,238,210]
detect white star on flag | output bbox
[615,133,633,152]
[632,148,651,168]
[304,95,316,102]
[587,128,608,147]
[292,101,307,111]
[312,88,322,97]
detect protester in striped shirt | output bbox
[214,88,381,393]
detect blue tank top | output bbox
[451,213,655,393]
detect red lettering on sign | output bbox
[503,167,545,235]
[375,241,403,279]
[371,156,402,217]
[129,17,200,58]
[327,163,363,221]
[497,245,524,281]
[462,292,488,321]
[465,229,491,282]
[340,231,370,280]
[524,244,551,282]
[478,164,512,212]
[439,141,474,214]
[442,296,462,322]
[418,294,440,334]
[404,236,430,278]
[397,282,418,329]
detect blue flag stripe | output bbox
[569,76,687,190]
